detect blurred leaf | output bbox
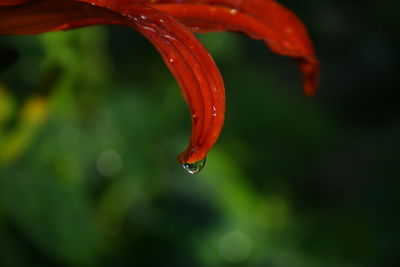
[0,172,98,266]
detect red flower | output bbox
[0,0,319,173]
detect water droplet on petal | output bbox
[212,106,217,117]
[163,34,177,42]
[183,158,206,174]
[230,9,238,15]
[141,26,156,33]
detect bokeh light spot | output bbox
[218,231,253,263]
[96,149,123,177]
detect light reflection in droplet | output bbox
[182,158,206,174]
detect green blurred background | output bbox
[0,1,399,266]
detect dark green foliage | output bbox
[0,1,399,266]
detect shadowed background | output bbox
[0,0,399,266]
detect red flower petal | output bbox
[0,0,36,6]
[157,1,320,95]
[91,0,319,95]
[0,0,225,164]
[0,0,121,34]
[118,6,225,164]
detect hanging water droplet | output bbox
[182,158,206,174]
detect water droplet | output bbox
[229,9,238,15]
[182,158,206,174]
[168,53,176,63]
[141,26,156,33]
[163,34,177,41]
[127,15,138,21]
